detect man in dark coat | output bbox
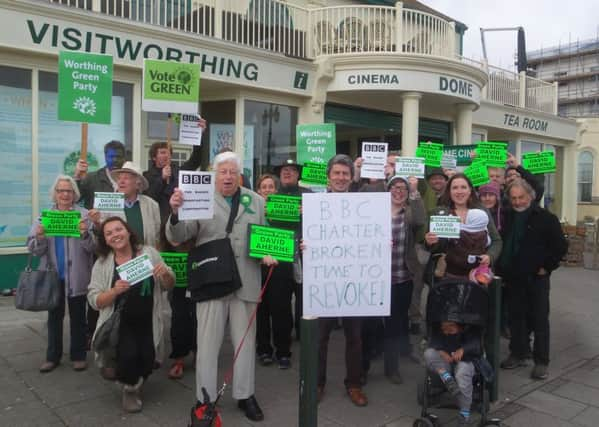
[498,179,567,380]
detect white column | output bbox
[562,142,579,224]
[401,92,421,156]
[455,104,475,146]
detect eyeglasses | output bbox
[55,189,74,194]
[390,186,407,192]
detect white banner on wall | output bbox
[209,124,254,183]
[302,192,392,317]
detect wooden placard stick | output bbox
[166,113,172,184]
[80,122,88,177]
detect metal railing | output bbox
[487,65,520,107]
[46,0,559,114]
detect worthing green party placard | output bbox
[522,151,556,174]
[475,141,508,167]
[301,162,328,185]
[296,123,336,165]
[266,194,302,223]
[40,210,81,238]
[160,252,188,288]
[415,142,444,167]
[58,51,113,124]
[142,59,200,114]
[248,224,296,263]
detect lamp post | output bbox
[262,105,280,170]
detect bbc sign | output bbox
[363,144,386,152]
[181,173,212,185]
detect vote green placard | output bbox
[415,142,444,167]
[464,163,490,187]
[301,162,328,185]
[475,141,508,167]
[160,252,188,288]
[248,224,296,263]
[142,59,200,114]
[40,210,81,238]
[443,144,477,166]
[522,151,556,174]
[266,194,301,223]
[58,51,113,124]
[296,123,336,165]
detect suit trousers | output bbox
[195,296,256,401]
[47,288,87,364]
[507,274,550,365]
[318,317,362,388]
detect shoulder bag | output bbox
[187,190,243,302]
[15,253,61,312]
[93,293,128,352]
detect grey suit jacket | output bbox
[166,187,266,302]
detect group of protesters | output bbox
[26,130,568,424]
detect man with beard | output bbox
[498,179,567,380]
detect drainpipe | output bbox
[553,81,559,115]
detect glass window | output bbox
[521,140,542,154]
[471,132,485,143]
[578,151,594,202]
[244,100,298,186]
[38,72,133,210]
[0,66,32,247]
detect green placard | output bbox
[443,144,477,166]
[266,194,301,223]
[301,162,328,185]
[296,123,336,165]
[248,224,296,263]
[40,210,81,238]
[464,163,490,187]
[522,151,556,174]
[415,142,444,167]
[58,51,113,124]
[160,252,188,288]
[142,59,200,113]
[475,141,508,167]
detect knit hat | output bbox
[386,175,408,190]
[478,182,501,199]
[461,208,489,233]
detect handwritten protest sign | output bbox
[58,51,113,124]
[178,171,215,220]
[475,141,508,167]
[429,215,461,239]
[266,194,301,223]
[116,253,154,285]
[415,142,444,167]
[248,225,296,263]
[464,163,490,186]
[522,151,556,174]
[93,192,124,212]
[41,210,81,238]
[302,193,391,317]
[178,114,203,146]
[301,162,328,186]
[296,123,336,165]
[142,59,200,114]
[395,157,425,178]
[360,142,388,179]
[161,252,188,288]
[441,153,457,169]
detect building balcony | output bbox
[44,0,558,115]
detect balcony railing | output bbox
[46,0,557,115]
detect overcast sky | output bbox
[423,0,599,71]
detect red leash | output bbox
[214,264,276,402]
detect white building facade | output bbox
[0,0,579,285]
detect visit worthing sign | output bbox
[58,51,113,123]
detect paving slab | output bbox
[503,407,576,427]
[0,400,65,427]
[552,380,599,407]
[571,406,599,427]
[516,390,587,420]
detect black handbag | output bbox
[15,254,61,312]
[187,190,243,302]
[93,294,127,352]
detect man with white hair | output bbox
[167,151,277,422]
[498,179,567,380]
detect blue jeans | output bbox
[46,285,87,363]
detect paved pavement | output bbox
[1,266,598,427]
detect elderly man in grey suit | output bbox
[166,151,277,422]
